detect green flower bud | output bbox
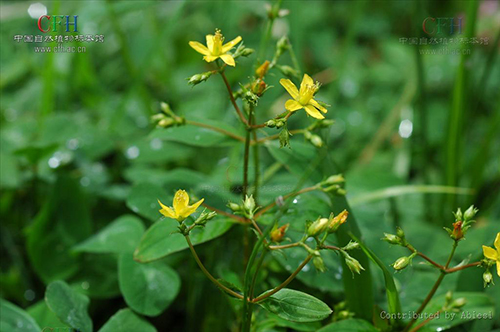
[392,255,413,271]
[313,256,326,273]
[452,298,466,309]
[240,48,254,57]
[342,241,360,251]
[463,205,478,222]
[275,119,285,129]
[244,90,259,106]
[323,174,345,186]
[382,233,401,245]
[158,118,175,128]
[243,195,256,218]
[396,227,405,240]
[483,270,494,287]
[228,202,241,212]
[307,217,329,237]
[279,126,291,148]
[310,134,323,148]
[277,65,300,79]
[266,119,277,128]
[343,252,365,275]
[187,71,214,86]
[453,207,463,221]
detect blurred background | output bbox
[1,1,499,331]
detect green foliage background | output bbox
[1,0,499,331]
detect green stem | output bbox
[186,120,246,142]
[185,236,244,300]
[403,241,458,332]
[252,113,260,201]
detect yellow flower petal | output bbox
[203,55,219,62]
[308,99,328,113]
[206,34,214,53]
[285,99,303,112]
[189,41,210,55]
[222,36,242,53]
[173,190,189,214]
[300,73,314,95]
[494,232,500,252]
[304,105,325,119]
[279,79,299,100]
[483,245,498,261]
[158,199,176,219]
[219,54,236,67]
[496,262,500,277]
[184,198,205,217]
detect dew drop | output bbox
[126,146,140,159]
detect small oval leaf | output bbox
[98,309,157,332]
[257,288,332,323]
[118,254,180,317]
[45,280,93,332]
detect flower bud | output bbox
[270,223,289,243]
[392,256,411,271]
[265,119,277,128]
[160,102,172,114]
[240,48,254,57]
[323,174,345,186]
[327,210,349,233]
[158,118,175,128]
[275,119,285,129]
[313,256,326,273]
[445,291,453,304]
[483,270,494,287]
[187,71,214,86]
[309,134,323,148]
[396,227,405,240]
[275,36,288,57]
[343,252,364,275]
[463,205,478,222]
[256,60,270,78]
[243,195,256,218]
[252,79,267,96]
[382,233,402,245]
[277,65,300,79]
[195,211,217,226]
[342,241,360,251]
[279,126,291,148]
[244,90,259,106]
[453,207,463,221]
[452,298,466,309]
[307,217,329,237]
[228,202,241,212]
[451,221,464,241]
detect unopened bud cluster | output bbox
[444,205,478,241]
[151,102,185,129]
[318,174,346,196]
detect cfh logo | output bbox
[422,17,463,35]
[37,15,78,33]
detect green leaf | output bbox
[0,299,41,332]
[27,301,68,331]
[417,292,495,331]
[126,182,170,221]
[98,308,157,332]
[26,175,92,283]
[45,280,93,332]
[134,218,233,263]
[118,254,180,317]
[73,215,145,254]
[265,141,318,177]
[318,318,378,332]
[350,233,402,326]
[257,288,332,323]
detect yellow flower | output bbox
[158,190,204,222]
[189,29,242,67]
[280,74,328,119]
[482,232,500,277]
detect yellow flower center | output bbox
[299,83,320,105]
[213,29,224,55]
